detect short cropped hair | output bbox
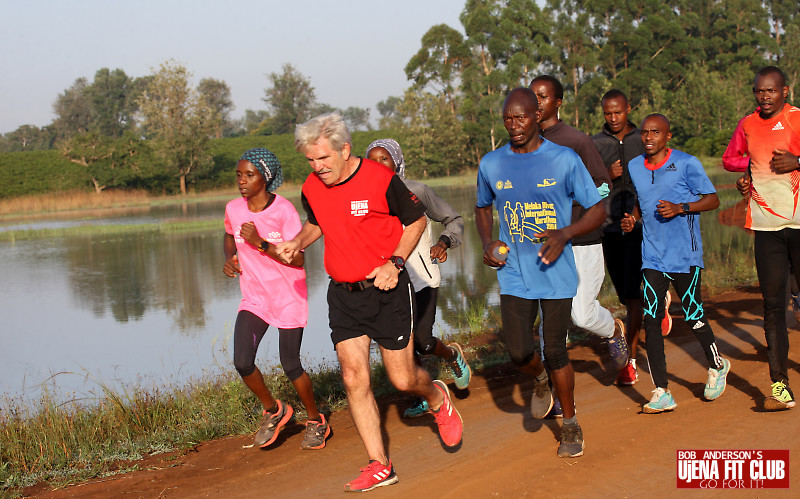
[642,113,671,132]
[530,75,564,100]
[294,113,352,154]
[601,89,628,105]
[755,66,787,88]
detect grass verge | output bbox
[0,303,501,496]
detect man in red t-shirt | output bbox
[736,66,800,410]
[277,113,463,492]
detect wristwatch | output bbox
[389,255,405,270]
[258,240,269,252]
[681,203,691,214]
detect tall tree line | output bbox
[383,0,799,176]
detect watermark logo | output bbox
[677,450,789,489]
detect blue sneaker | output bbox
[704,358,730,401]
[607,319,629,370]
[643,388,677,413]
[448,343,472,390]
[548,397,563,418]
[403,397,430,418]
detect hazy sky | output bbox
[0,0,466,134]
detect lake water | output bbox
[0,181,750,406]
[0,185,498,404]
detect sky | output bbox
[0,0,466,134]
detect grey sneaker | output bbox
[557,423,585,458]
[254,400,293,448]
[301,414,331,450]
[530,372,554,419]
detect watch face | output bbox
[391,256,405,268]
[682,203,690,213]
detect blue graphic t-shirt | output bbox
[476,141,602,299]
[628,148,716,273]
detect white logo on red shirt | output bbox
[351,200,369,216]
[772,121,785,131]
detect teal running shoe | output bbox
[704,358,730,401]
[403,397,430,418]
[448,343,472,390]
[643,387,677,413]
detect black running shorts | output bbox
[328,270,414,350]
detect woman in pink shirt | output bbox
[223,148,330,450]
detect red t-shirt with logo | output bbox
[742,104,800,230]
[301,158,426,283]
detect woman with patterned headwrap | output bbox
[366,139,471,417]
[223,147,330,451]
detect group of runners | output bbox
[221,65,799,492]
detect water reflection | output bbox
[0,186,496,401]
[0,182,751,403]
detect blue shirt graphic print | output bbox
[477,140,602,299]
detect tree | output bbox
[263,63,317,135]
[60,131,145,193]
[376,96,402,128]
[52,77,92,139]
[198,78,234,138]
[342,106,372,131]
[138,60,219,194]
[88,68,139,137]
[3,125,54,151]
[394,89,469,177]
[405,23,470,113]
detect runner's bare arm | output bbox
[367,215,426,290]
[223,233,241,276]
[475,205,506,267]
[276,221,322,265]
[656,192,720,219]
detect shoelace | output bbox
[772,383,786,397]
[651,388,665,401]
[451,356,465,377]
[562,425,581,443]
[707,368,720,387]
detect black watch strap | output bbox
[390,255,405,269]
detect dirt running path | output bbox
[26,288,800,497]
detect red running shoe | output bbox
[661,292,673,336]
[344,460,398,492]
[615,360,638,386]
[431,379,463,447]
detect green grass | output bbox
[0,297,507,495]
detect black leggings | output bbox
[413,286,439,355]
[642,267,722,388]
[754,228,800,384]
[500,295,572,371]
[233,310,305,381]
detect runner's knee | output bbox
[543,347,569,371]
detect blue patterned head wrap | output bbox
[239,148,283,192]
[366,138,406,179]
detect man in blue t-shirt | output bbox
[476,88,604,458]
[621,113,731,413]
